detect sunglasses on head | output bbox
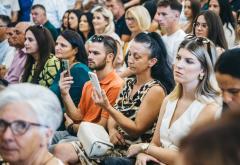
[184,34,214,64]
[91,35,105,42]
[185,34,210,45]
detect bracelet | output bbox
[141,143,150,154]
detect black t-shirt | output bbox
[115,15,131,38]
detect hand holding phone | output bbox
[88,71,101,94]
[61,59,71,77]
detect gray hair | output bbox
[0,83,62,131]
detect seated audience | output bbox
[215,48,240,112]
[51,35,123,146]
[53,32,175,164]
[123,35,221,165]
[95,32,174,161]
[21,25,60,87]
[0,83,63,164]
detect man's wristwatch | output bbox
[141,143,150,152]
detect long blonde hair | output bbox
[92,5,115,34]
[169,37,221,104]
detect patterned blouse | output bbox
[27,55,60,87]
[114,78,166,147]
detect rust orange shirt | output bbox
[78,71,123,123]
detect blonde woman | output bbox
[91,5,119,40]
[121,5,151,78]
[125,5,151,41]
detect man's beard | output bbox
[90,57,107,71]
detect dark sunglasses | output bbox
[90,35,117,55]
[185,34,210,45]
[184,34,214,64]
[91,35,105,42]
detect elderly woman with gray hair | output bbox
[0,83,64,165]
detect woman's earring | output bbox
[199,74,204,80]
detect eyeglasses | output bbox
[185,34,210,45]
[193,22,208,29]
[125,17,135,22]
[0,119,48,136]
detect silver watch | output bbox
[141,143,150,152]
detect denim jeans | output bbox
[51,130,78,145]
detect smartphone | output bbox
[88,71,101,94]
[61,59,71,77]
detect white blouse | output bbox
[160,99,206,151]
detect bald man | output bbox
[4,22,32,83]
